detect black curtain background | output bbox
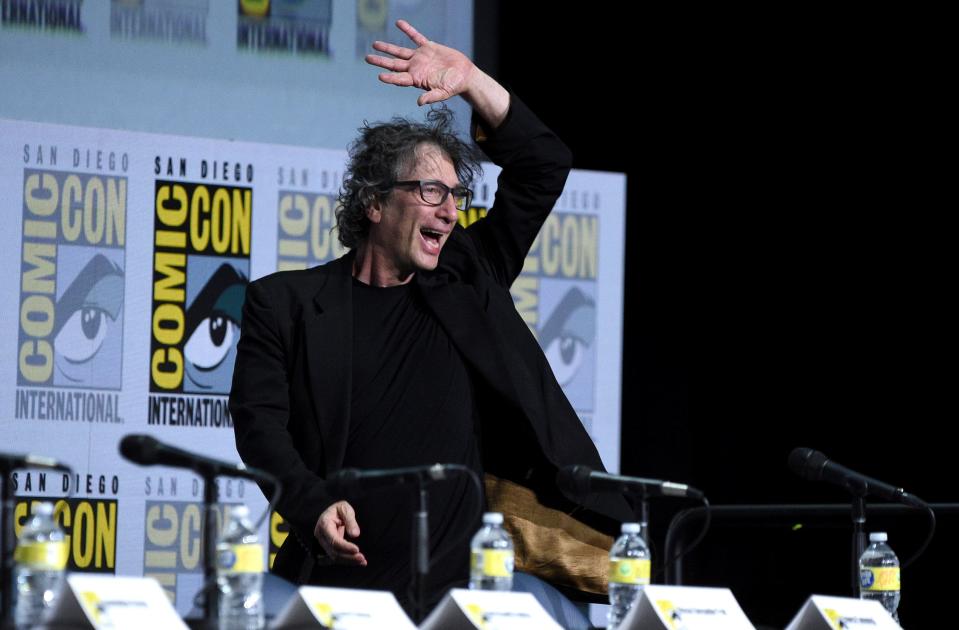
[479,5,951,627]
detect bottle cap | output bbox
[621,522,641,534]
[482,512,504,525]
[869,532,888,542]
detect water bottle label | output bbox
[470,549,514,577]
[609,558,651,585]
[859,567,900,592]
[13,541,68,570]
[217,543,264,574]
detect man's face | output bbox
[367,144,460,276]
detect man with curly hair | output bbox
[230,19,629,623]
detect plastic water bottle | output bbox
[469,512,514,591]
[859,531,900,623]
[14,501,68,629]
[216,504,264,630]
[608,522,651,630]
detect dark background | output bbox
[479,6,950,628]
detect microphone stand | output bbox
[183,467,222,630]
[842,478,870,598]
[851,493,867,598]
[205,473,220,628]
[411,482,430,623]
[638,492,650,543]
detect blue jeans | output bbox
[512,572,591,629]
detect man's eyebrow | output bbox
[420,177,465,189]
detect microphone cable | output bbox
[656,494,711,583]
[902,502,935,570]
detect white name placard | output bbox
[270,585,416,629]
[620,584,756,629]
[418,588,562,630]
[46,574,188,629]
[785,594,902,630]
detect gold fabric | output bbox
[484,474,613,595]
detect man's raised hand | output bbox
[366,19,476,107]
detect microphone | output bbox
[0,453,71,472]
[118,434,275,485]
[788,447,925,508]
[557,465,704,500]
[327,464,459,496]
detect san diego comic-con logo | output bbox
[14,498,118,574]
[513,209,599,424]
[11,468,122,574]
[15,157,128,424]
[142,496,249,605]
[141,472,251,606]
[149,160,252,428]
[275,187,347,271]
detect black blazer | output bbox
[229,95,632,581]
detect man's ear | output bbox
[365,194,383,225]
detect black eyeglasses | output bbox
[391,180,473,211]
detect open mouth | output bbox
[420,228,444,253]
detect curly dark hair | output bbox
[335,106,481,249]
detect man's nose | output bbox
[437,195,458,222]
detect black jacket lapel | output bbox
[303,254,354,474]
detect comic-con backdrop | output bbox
[0,118,626,615]
[0,1,474,152]
[0,0,625,618]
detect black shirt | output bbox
[310,278,483,613]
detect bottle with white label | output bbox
[859,531,900,623]
[216,504,264,630]
[469,512,514,591]
[608,522,651,630]
[14,501,68,629]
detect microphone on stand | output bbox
[118,434,276,486]
[788,447,924,508]
[559,464,711,588]
[556,465,704,501]
[789,446,932,599]
[324,463,476,624]
[326,463,462,496]
[118,434,281,628]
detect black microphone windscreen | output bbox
[119,434,157,465]
[556,465,593,499]
[788,447,828,481]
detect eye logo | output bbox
[149,179,251,397]
[53,251,125,389]
[185,314,237,370]
[183,261,247,394]
[18,168,127,390]
[540,286,596,388]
